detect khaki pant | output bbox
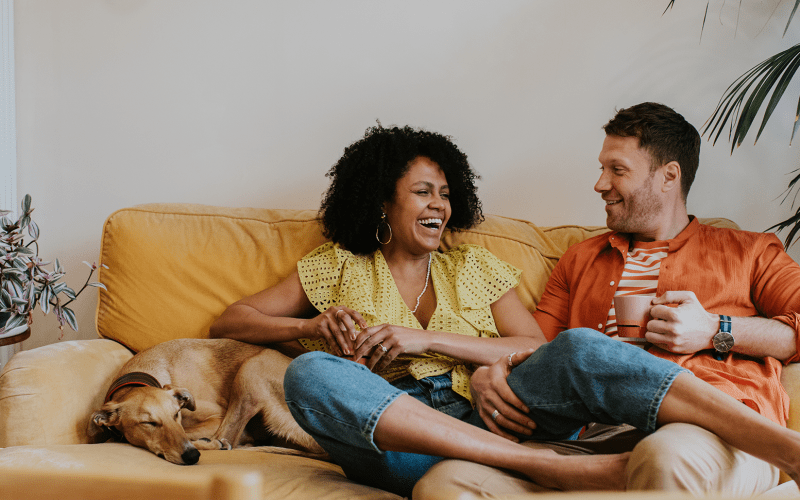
[413,423,779,499]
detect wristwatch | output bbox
[712,315,734,359]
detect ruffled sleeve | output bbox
[452,244,521,310]
[297,242,354,313]
[296,242,361,353]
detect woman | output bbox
[210,125,800,498]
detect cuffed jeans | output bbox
[284,328,689,498]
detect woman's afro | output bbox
[319,124,483,255]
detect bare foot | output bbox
[520,452,629,491]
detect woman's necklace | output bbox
[411,253,432,314]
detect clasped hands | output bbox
[310,306,429,372]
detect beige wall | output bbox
[12,0,800,350]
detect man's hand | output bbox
[470,349,537,441]
[646,291,718,354]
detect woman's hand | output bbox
[353,324,431,371]
[471,349,537,441]
[307,307,367,358]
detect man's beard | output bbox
[606,176,663,236]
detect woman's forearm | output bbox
[426,331,542,366]
[209,303,311,345]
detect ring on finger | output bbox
[378,342,388,353]
[491,409,500,421]
[336,309,345,320]
[507,352,517,367]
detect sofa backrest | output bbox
[96,204,738,353]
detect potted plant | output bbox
[0,194,105,340]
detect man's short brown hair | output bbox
[603,102,701,201]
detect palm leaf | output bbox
[786,0,800,36]
[703,45,800,152]
[702,43,800,248]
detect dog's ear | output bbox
[87,404,121,442]
[165,386,196,412]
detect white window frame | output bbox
[1,0,14,214]
[1,0,18,364]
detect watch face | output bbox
[713,331,734,352]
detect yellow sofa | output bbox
[0,203,798,500]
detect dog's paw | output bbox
[191,437,231,451]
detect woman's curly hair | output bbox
[319,124,483,255]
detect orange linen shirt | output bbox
[533,217,800,426]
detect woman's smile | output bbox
[382,156,451,255]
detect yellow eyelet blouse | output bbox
[297,242,521,402]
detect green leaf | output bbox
[27,220,39,241]
[25,282,35,304]
[39,286,51,315]
[2,267,24,277]
[785,0,800,37]
[21,194,31,214]
[704,43,800,152]
[14,246,34,256]
[62,306,78,331]
[791,94,800,145]
[3,313,27,331]
[54,258,63,273]
[6,279,22,297]
[755,54,800,142]
[87,282,108,291]
[62,287,77,300]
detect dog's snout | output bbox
[182,447,200,465]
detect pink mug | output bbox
[615,295,653,340]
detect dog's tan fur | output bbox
[88,338,324,465]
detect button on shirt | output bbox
[533,217,800,426]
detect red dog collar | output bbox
[104,372,162,403]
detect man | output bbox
[414,102,800,497]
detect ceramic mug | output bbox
[615,295,653,340]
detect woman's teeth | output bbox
[419,218,442,228]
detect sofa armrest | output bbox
[0,339,133,447]
[782,363,800,434]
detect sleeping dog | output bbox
[87,338,324,464]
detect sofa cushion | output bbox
[96,205,328,353]
[96,204,740,353]
[0,339,132,447]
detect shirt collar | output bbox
[607,215,699,254]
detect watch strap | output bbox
[713,315,733,361]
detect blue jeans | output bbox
[284,328,689,497]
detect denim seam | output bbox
[363,388,406,453]
[646,366,691,432]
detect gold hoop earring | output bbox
[376,213,392,245]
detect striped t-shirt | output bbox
[605,240,668,337]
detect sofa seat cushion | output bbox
[0,443,401,500]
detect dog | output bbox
[87,338,325,465]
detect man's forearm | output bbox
[728,316,796,361]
